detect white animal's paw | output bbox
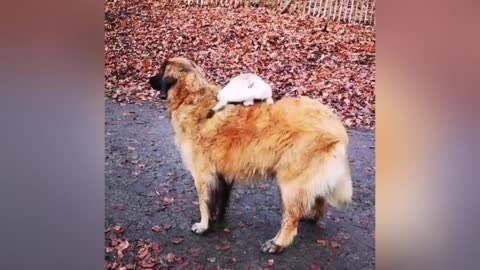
[266,97,274,104]
[191,222,208,234]
[243,100,254,106]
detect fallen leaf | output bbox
[214,244,231,251]
[171,238,184,245]
[337,232,351,240]
[332,217,343,223]
[151,225,162,232]
[140,260,156,268]
[110,238,119,247]
[113,225,124,234]
[117,250,124,259]
[330,241,341,248]
[125,263,135,270]
[116,240,129,252]
[316,240,328,247]
[163,197,175,204]
[166,253,176,263]
[137,247,150,260]
[150,242,160,252]
[190,248,201,257]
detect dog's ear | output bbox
[160,76,177,92]
[188,60,206,77]
[178,61,194,73]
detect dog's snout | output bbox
[149,75,161,90]
[149,74,169,99]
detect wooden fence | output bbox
[183,0,375,25]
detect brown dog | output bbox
[149,57,352,254]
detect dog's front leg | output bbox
[191,173,214,234]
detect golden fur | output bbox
[149,57,353,253]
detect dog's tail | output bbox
[312,139,353,209]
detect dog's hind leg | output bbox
[261,181,309,254]
[301,196,328,224]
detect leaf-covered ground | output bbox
[105,0,375,129]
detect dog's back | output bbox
[199,96,349,189]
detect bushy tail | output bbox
[315,140,353,209]
[326,168,352,209]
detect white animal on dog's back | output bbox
[211,73,274,114]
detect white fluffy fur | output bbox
[212,73,274,112]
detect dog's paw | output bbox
[261,239,285,254]
[191,222,208,234]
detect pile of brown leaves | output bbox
[105,225,186,270]
[105,0,375,129]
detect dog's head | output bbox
[148,57,205,100]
